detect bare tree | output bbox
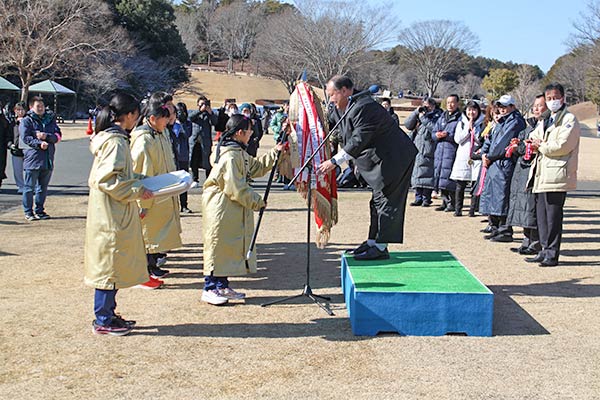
[511,65,541,112]
[252,0,396,91]
[175,10,203,61]
[397,20,479,97]
[457,74,484,100]
[0,0,130,101]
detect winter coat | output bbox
[19,110,61,170]
[432,109,461,191]
[527,106,580,193]
[7,120,24,158]
[0,114,8,180]
[450,113,484,182]
[130,124,182,253]
[189,110,217,154]
[84,126,148,290]
[507,117,543,228]
[202,144,278,277]
[246,116,263,157]
[169,121,191,163]
[479,110,526,216]
[405,107,442,189]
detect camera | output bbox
[418,106,427,113]
[205,100,211,107]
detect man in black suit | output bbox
[318,75,418,260]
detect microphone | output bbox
[348,85,380,103]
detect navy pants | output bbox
[94,289,117,326]
[414,187,432,203]
[204,274,229,291]
[23,168,52,215]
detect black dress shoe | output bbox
[490,234,513,243]
[454,211,462,217]
[410,200,423,206]
[434,205,446,211]
[539,258,559,267]
[444,206,456,212]
[519,247,538,255]
[422,201,432,207]
[354,246,390,261]
[525,254,545,263]
[480,225,495,234]
[484,230,499,240]
[510,247,522,253]
[345,241,369,255]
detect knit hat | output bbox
[239,103,251,112]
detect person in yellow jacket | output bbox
[202,114,284,305]
[526,83,580,267]
[130,98,183,287]
[84,93,154,336]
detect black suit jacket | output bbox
[331,96,417,192]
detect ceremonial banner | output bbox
[287,82,338,248]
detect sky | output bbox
[375,0,589,73]
[282,0,589,73]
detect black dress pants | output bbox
[536,191,566,262]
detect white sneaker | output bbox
[201,289,228,305]
[218,287,246,300]
[190,181,200,188]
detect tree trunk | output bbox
[20,72,33,103]
[240,58,245,72]
[207,52,212,67]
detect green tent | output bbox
[0,77,20,92]
[28,79,76,117]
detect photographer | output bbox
[404,97,442,207]
[189,95,217,185]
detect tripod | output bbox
[261,100,359,315]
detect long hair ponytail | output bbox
[95,93,139,134]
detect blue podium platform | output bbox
[341,251,493,336]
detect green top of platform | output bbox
[344,251,490,294]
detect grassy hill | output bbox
[174,69,291,110]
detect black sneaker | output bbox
[36,212,51,220]
[92,319,132,336]
[113,314,136,328]
[150,266,170,279]
[25,214,39,222]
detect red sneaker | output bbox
[134,276,163,290]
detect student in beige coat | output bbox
[84,93,153,336]
[130,99,182,287]
[201,115,283,305]
[526,83,580,267]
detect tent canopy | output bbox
[0,77,20,92]
[28,79,75,95]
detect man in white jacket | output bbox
[526,83,580,267]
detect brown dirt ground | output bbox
[1,137,599,399]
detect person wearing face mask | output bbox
[239,103,263,157]
[432,94,462,212]
[404,97,442,207]
[504,94,550,253]
[479,95,526,240]
[526,83,580,267]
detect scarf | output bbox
[289,82,338,248]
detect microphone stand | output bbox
[261,98,359,315]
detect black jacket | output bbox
[331,96,417,192]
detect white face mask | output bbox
[546,99,562,113]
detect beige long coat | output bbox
[84,127,148,290]
[528,107,580,193]
[202,144,278,277]
[130,124,182,253]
